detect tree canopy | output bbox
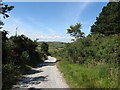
[67,23,85,41]
[41,42,49,55]
[91,2,120,35]
[0,3,14,29]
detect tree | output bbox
[0,3,14,29]
[0,3,14,64]
[9,35,40,65]
[41,42,49,55]
[67,23,85,41]
[91,2,120,35]
[2,30,9,64]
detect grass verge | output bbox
[57,59,119,88]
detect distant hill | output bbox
[37,41,67,55]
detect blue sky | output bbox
[2,2,108,42]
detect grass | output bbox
[57,59,119,88]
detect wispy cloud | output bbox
[2,17,43,39]
[77,2,89,18]
[1,2,97,42]
[37,35,72,42]
[2,16,72,42]
[61,2,91,34]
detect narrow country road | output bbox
[12,56,69,89]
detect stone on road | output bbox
[12,56,69,89]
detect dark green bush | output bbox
[2,34,46,90]
[53,34,119,88]
[2,64,21,89]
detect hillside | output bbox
[53,2,120,88]
[37,42,67,55]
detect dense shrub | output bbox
[2,33,46,90]
[2,64,21,89]
[54,34,119,88]
[58,34,120,66]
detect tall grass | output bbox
[57,59,119,88]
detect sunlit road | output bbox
[12,56,68,89]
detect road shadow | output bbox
[35,61,56,68]
[13,57,57,89]
[26,69,43,75]
[21,75,48,84]
[56,59,61,63]
[28,88,42,90]
[13,75,48,89]
[27,88,71,90]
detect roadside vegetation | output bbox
[1,1,119,89]
[55,34,119,88]
[0,4,49,90]
[2,33,47,89]
[53,2,120,88]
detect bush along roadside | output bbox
[55,34,119,88]
[2,32,46,90]
[53,2,120,88]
